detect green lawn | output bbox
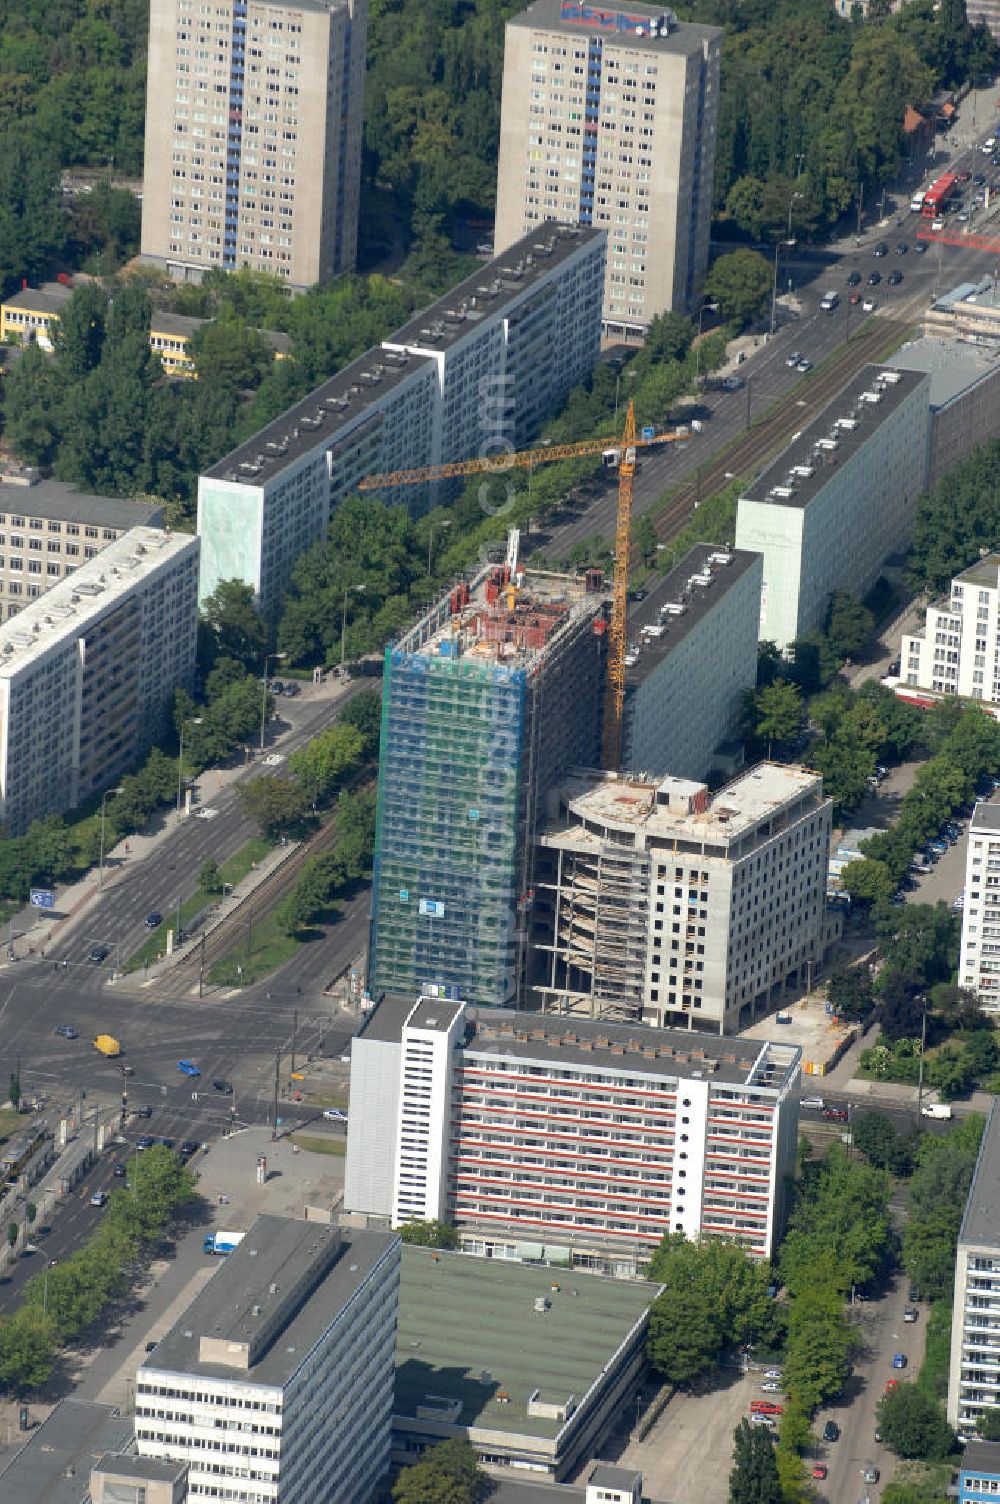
[206,908,302,987]
[123,835,274,973]
[0,1107,22,1143]
[290,1134,346,1157]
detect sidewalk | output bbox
[3,674,348,967]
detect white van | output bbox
[921,1103,953,1120]
[910,193,925,212]
[820,290,839,311]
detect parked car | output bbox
[136,1135,154,1150]
[862,297,877,312]
[88,945,109,964]
[886,1378,900,1392]
[212,1078,234,1095]
[750,1414,775,1428]
[145,911,162,928]
[763,1368,784,1380]
[846,271,861,286]
[862,1463,880,1484]
[913,240,929,252]
[811,1464,828,1480]
[179,1140,200,1160]
[177,1060,201,1077]
[904,1306,919,1322]
[113,1163,127,1177]
[54,1025,79,1039]
[895,241,908,253]
[801,1095,824,1110]
[761,1381,782,1393]
[90,1191,107,1208]
[868,271,882,285]
[892,1352,908,1369]
[823,1106,849,1122]
[269,679,284,694]
[873,241,889,256]
[323,1107,348,1122]
[283,681,301,696]
[888,270,903,285]
[823,1420,840,1442]
[136,1105,153,1120]
[797,358,813,373]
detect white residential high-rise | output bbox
[735,365,930,649]
[135,1218,400,1504]
[141,0,367,288]
[948,1103,1000,1433]
[0,527,198,834]
[346,996,803,1267]
[901,554,1000,705]
[958,802,1000,1010]
[532,763,833,1031]
[494,0,722,334]
[197,224,605,618]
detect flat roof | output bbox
[546,761,824,848]
[508,0,721,53]
[0,1399,132,1503]
[406,996,465,1033]
[393,562,606,673]
[2,282,72,315]
[932,276,996,311]
[204,222,603,486]
[589,1463,643,1488]
[891,335,1000,409]
[624,543,759,689]
[383,222,604,354]
[971,800,1000,836]
[962,1438,1000,1475]
[142,1219,397,1388]
[94,1453,187,1482]
[395,1245,658,1441]
[0,527,196,676]
[361,991,417,1044]
[0,477,164,531]
[959,1101,1000,1249]
[741,365,926,509]
[956,554,1000,591]
[469,1006,800,1091]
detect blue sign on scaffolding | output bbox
[641,425,655,442]
[29,889,54,909]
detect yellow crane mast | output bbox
[360,400,693,770]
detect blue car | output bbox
[177,1060,201,1078]
[892,1352,907,1369]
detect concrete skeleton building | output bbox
[141,0,367,288]
[735,364,930,649]
[901,554,1000,710]
[344,994,802,1266]
[948,1104,1000,1433]
[392,1243,660,1480]
[891,335,1000,488]
[0,527,198,835]
[958,801,1000,1009]
[197,223,605,618]
[531,762,832,1032]
[620,542,762,780]
[368,552,608,1010]
[494,0,721,334]
[0,473,164,623]
[135,1216,400,1504]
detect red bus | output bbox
[922,172,958,216]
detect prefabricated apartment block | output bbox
[344,995,802,1266]
[948,1104,1000,1434]
[735,365,929,649]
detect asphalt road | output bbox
[532,135,1000,564]
[38,678,369,974]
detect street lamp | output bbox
[770,230,799,337]
[259,653,286,752]
[613,365,637,423]
[427,518,452,575]
[694,299,719,386]
[176,717,204,818]
[341,585,366,672]
[98,785,124,890]
[787,190,805,244]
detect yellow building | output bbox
[1,284,291,378]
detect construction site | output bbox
[531,762,834,1035]
[368,533,609,1009]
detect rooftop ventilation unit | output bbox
[834,418,857,431]
[660,602,686,616]
[707,551,732,565]
[860,390,882,403]
[816,438,838,451]
[771,486,795,498]
[790,465,815,478]
[880,369,902,384]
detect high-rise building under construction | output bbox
[369,545,608,1008]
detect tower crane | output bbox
[360,400,695,769]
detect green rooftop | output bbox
[395,1246,659,1441]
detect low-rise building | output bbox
[0,472,164,621]
[197,223,605,618]
[393,1244,660,1481]
[958,801,1000,1009]
[532,763,832,1031]
[948,1104,1000,1432]
[0,1398,187,1504]
[958,1439,1000,1503]
[901,554,1000,708]
[620,543,762,781]
[891,335,1000,488]
[0,526,198,833]
[735,364,930,648]
[135,1217,401,1504]
[345,994,802,1265]
[925,278,1000,347]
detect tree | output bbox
[238,776,310,838]
[729,1418,781,1504]
[338,689,382,757]
[0,1310,57,1394]
[8,1074,19,1111]
[392,1439,487,1504]
[876,1383,956,1461]
[188,316,272,389]
[634,513,659,568]
[6,1223,16,1252]
[824,591,876,662]
[647,1234,777,1349]
[745,680,802,757]
[289,724,364,810]
[398,1219,460,1249]
[647,1284,721,1384]
[827,964,874,1021]
[879,971,926,1041]
[25,1203,36,1228]
[842,857,894,908]
[852,1110,915,1175]
[200,581,267,670]
[199,859,222,894]
[977,1408,1000,1441]
[705,250,773,328]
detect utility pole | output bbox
[198,934,206,999]
[247,915,253,959]
[916,997,928,1123]
[290,1010,299,1075]
[175,895,182,945]
[745,377,752,430]
[271,1049,280,1142]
